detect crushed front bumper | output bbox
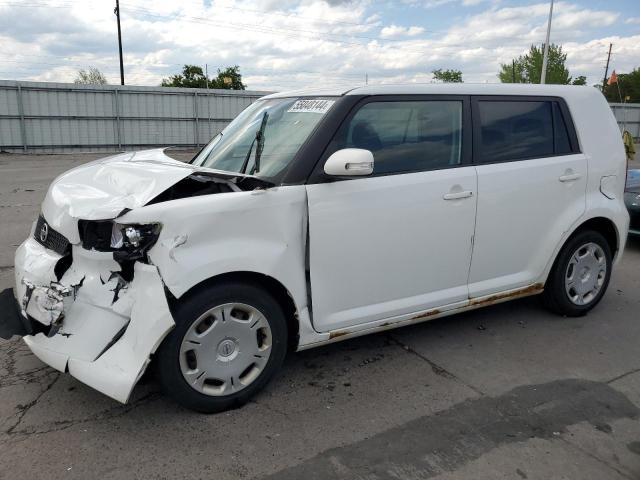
[8,237,175,403]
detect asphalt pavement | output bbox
[0,150,639,480]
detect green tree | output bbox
[432,68,462,83]
[603,68,640,103]
[499,44,572,84]
[211,66,246,90]
[161,65,208,88]
[572,75,587,85]
[499,60,527,83]
[161,65,246,90]
[74,67,108,85]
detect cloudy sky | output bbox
[0,0,638,91]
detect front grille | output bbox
[33,214,70,255]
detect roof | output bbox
[262,83,596,99]
[262,86,355,98]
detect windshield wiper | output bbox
[239,111,269,175]
[253,112,268,174]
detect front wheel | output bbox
[157,281,288,413]
[543,230,612,317]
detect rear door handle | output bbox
[559,173,581,182]
[443,190,473,200]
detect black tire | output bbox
[542,230,612,317]
[157,281,288,413]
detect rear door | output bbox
[306,96,477,332]
[468,96,586,297]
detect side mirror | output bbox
[324,148,374,177]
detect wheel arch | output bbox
[567,216,619,258]
[168,271,300,351]
[544,215,620,286]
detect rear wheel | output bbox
[543,230,612,316]
[157,281,288,413]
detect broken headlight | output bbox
[110,222,161,254]
[78,220,161,260]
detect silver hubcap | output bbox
[179,303,272,396]
[564,242,607,306]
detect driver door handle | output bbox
[559,173,582,182]
[443,190,474,200]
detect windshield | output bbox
[192,97,335,181]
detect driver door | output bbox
[306,96,477,332]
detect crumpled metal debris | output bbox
[22,279,75,327]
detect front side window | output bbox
[476,100,576,163]
[332,100,463,175]
[192,97,335,181]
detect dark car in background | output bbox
[626,169,640,235]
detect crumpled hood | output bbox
[41,149,207,243]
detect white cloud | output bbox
[404,0,456,8]
[402,0,489,8]
[625,17,640,25]
[0,0,636,91]
[380,24,425,38]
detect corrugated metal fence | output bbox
[611,103,640,142]
[0,80,637,153]
[0,80,271,153]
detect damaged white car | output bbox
[4,84,629,412]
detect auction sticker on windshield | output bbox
[287,99,335,114]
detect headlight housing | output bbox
[111,222,162,261]
[110,223,161,249]
[79,220,161,261]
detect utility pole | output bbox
[114,0,125,85]
[540,0,554,84]
[512,59,516,83]
[205,64,211,134]
[602,43,613,94]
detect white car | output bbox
[5,84,629,412]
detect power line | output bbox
[0,1,462,53]
[127,0,385,30]
[0,0,615,88]
[0,0,381,30]
[0,0,451,36]
[0,0,447,39]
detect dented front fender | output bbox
[118,185,310,312]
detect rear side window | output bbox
[553,102,572,155]
[476,100,577,163]
[333,100,462,175]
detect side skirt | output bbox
[296,283,543,351]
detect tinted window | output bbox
[553,101,572,155]
[334,101,462,175]
[477,101,554,163]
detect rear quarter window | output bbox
[475,99,578,163]
[553,101,572,155]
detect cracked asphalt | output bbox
[1,151,640,480]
